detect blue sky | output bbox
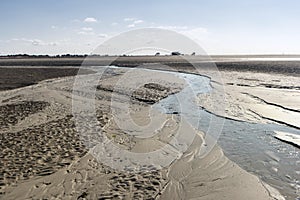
[1,0,300,55]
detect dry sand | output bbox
[0,65,287,199]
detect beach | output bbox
[0,56,299,199]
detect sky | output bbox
[1,0,300,55]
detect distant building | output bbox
[171,51,181,56]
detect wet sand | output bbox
[274,131,300,148]
[0,67,93,91]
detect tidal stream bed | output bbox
[91,66,299,199]
[152,70,300,200]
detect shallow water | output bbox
[218,121,300,200]
[152,71,300,200]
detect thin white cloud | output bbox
[51,25,57,29]
[111,22,118,26]
[77,27,95,35]
[133,20,143,24]
[9,38,59,46]
[84,17,98,23]
[98,34,108,38]
[154,26,189,30]
[81,27,93,31]
[125,19,144,28]
[127,24,135,28]
[124,18,136,22]
[77,31,95,35]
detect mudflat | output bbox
[1,56,299,199]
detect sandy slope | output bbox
[0,67,284,199]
